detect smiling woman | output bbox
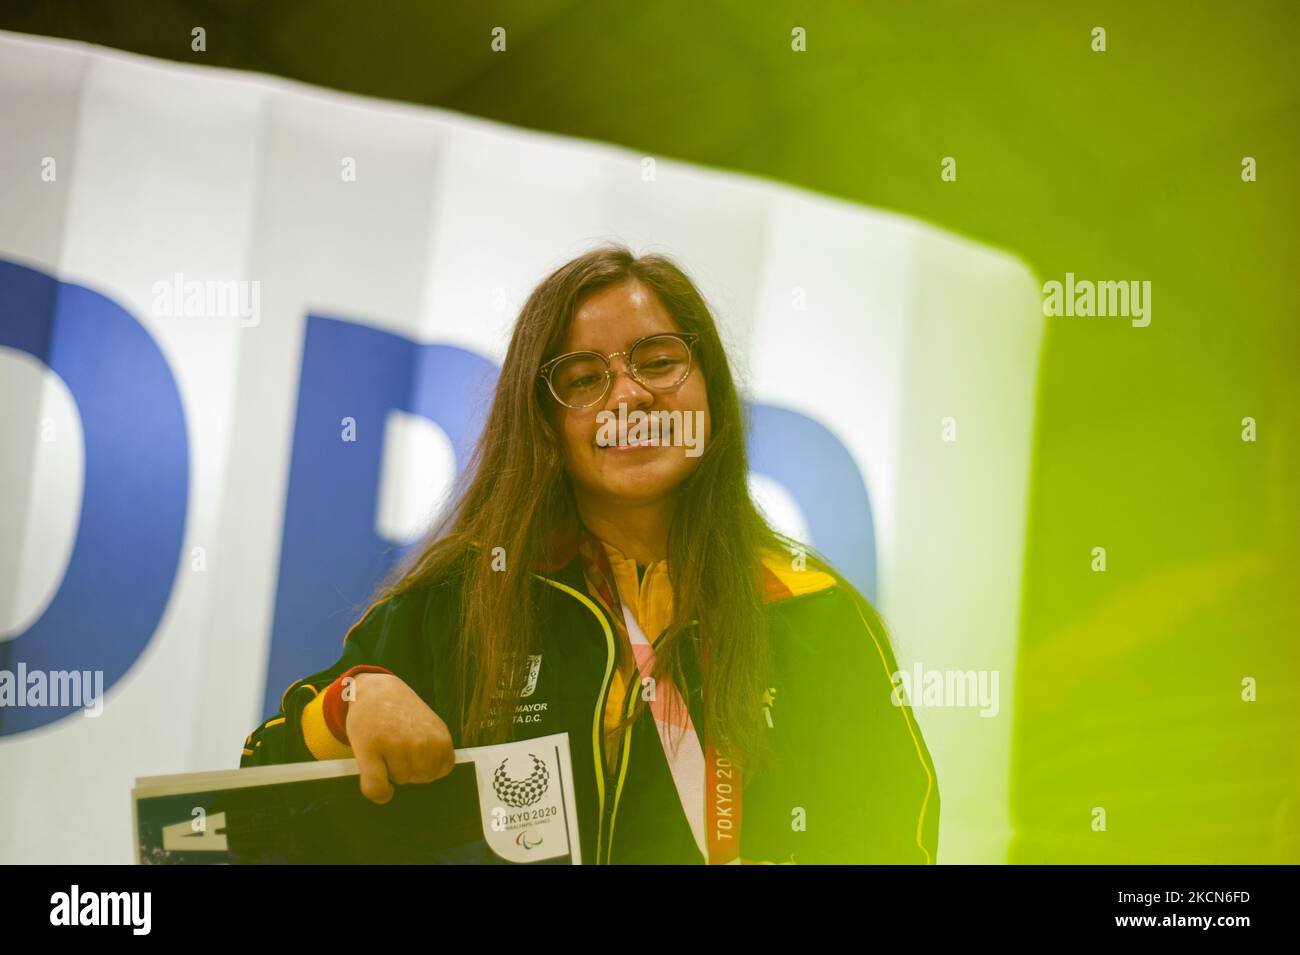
[240,243,940,865]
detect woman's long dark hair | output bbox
[366,243,829,774]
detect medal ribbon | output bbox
[620,601,742,865]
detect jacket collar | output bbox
[757,549,837,602]
[531,514,836,604]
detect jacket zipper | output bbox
[535,574,621,865]
[601,667,643,863]
[599,748,622,863]
[595,649,624,864]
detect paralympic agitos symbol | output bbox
[492,754,550,808]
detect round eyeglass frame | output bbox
[537,332,701,410]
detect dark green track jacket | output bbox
[240,546,940,864]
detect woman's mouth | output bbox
[601,436,662,452]
[596,417,675,451]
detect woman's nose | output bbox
[606,356,653,408]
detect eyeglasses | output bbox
[538,332,700,410]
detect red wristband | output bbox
[322,665,395,745]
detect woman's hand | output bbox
[345,672,456,804]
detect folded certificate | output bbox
[132,732,581,864]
